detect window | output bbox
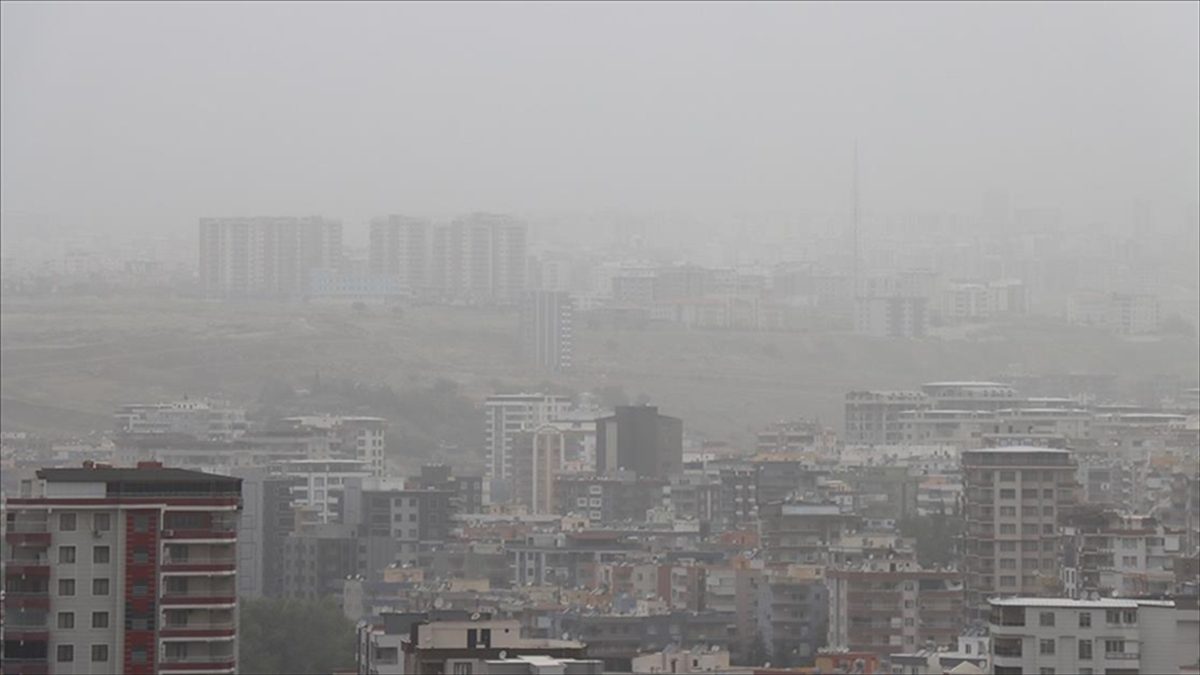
[57,645,74,663]
[1000,506,1016,517]
[91,645,109,662]
[167,544,188,562]
[59,546,76,564]
[1123,556,1138,566]
[576,497,587,507]
[1043,506,1054,516]
[1024,558,1039,570]
[409,514,417,522]
[60,513,77,531]
[133,548,149,564]
[1078,639,1092,660]
[1000,558,1016,569]
[999,575,1016,587]
[1105,639,1125,655]
[1000,489,1016,499]
[999,471,1016,482]
[1122,609,1136,624]
[59,578,76,596]
[133,581,148,597]
[1000,524,1016,535]
[904,617,914,626]
[1000,541,1016,552]
[93,513,111,531]
[58,612,75,629]
[1042,524,1055,534]
[452,664,474,675]
[133,515,150,532]
[1079,612,1091,628]
[132,648,148,664]
[93,578,110,595]
[1039,638,1055,655]
[1022,488,1038,499]
[1122,538,1138,549]
[92,612,109,628]
[93,546,110,564]
[1106,609,1121,624]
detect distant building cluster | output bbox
[2,376,1197,674]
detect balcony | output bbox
[160,591,237,606]
[5,531,51,547]
[1105,652,1140,661]
[158,655,237,673]
[161,556,238,574]
[4,592,51,610]
[0,659,49,675]
[4,560,51,577]
[162,528,236,542]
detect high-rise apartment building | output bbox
[519,290,573,372]
[368,215,429,296]
[510,425,568,515]
[827,560,963,657]
[2,462,242,674]
[483,394,571,503]
[595,406,683,480]
[844,390,930,445]
[431,213,527,304]
[961,446,1078,621]
[198,216,342,299]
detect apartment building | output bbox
[430,213,528,305]
[198,216,342,299]
[484,394,571,504]
[2,462,242,675]
[988,597,1191,675]
[595,405,683,480]
[961,447,1079,621]
[844,390,930,445]
[826,560,963,658]
[283,415,387,477]
[519,289,574,373]
[114,400,247,441]
[277,458,374,524]
[368,214,430,295]
[758,501,856,565]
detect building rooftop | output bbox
[38,464,240,485]
[989,597,1143,609]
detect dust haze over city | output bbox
[1,2,1198,674]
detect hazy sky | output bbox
[2,1,1198,237]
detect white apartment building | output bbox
[844,390,931,445]
[989,597,1194,675]
[368,214,430,295]
[277,459,373,524]
[284,415,386,477]
[198,216,342,299]
[114,399,247,441]
[483,394,571,503]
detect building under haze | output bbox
[198,216,342,299]
[483,394,571,504]
[519,289,574,373]
[962,446,1078,621]
[369,214,430,296]
[1,462,242,674]
[430,213,528,305]
[595,405,683,480]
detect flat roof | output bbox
[963,445,1071,454]
[922,381,1012,388]
[38,467,240,484]
[990,598,1141,609]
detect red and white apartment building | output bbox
[2,462,242,675]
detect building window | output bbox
[1079,612,1091,628]
[453,664,473,675]
[999,575,1016,587]
[58,612,75,629]
[1105,640,1125,655]
[1078,639,1092,660]
[57,645,74,662]
[92,645,109,662]
[133,515,150,532]
[93,513,111,531]
[58,578,76,596]
[133,548,149,564]
[132,648,148,664]
[60,513,77,531]
[92,612,109,628]
[59,546,76,564]
[1106,609,1121,624]
[93,578,110,595]
[93,546,110,564]
[999,489,1016,499]
[133,581,149,597]
[1122,609,1136,624]
[999,471,1015,482]
[1039,638,1055,655]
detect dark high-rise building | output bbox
[519,290,573,372]
[595,406,683,479]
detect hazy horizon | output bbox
[2,1,1198,242]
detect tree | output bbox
[239,597,356,674]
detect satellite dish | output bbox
[470,612,481,621]
[562,632,571,640]
[433,597,446,609]
[499,651,507,659]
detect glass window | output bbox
[1039,639,1055,655]
[93,546,110,564]
[59,546,76,564]
[133,548,149,564]
[134,515,150,532]
[1078,639,1092,660]
[58,612,75,629]
[60,513,77,531]
[93,578,110,595]
[59,578,76,596]
[1079,612,1092,628]
[132,648,148,664]
[92,645,109,662]
[1039,612,1055,627]
[57,645,74,662]
[93,513,111,531]
[92,611,109,628]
